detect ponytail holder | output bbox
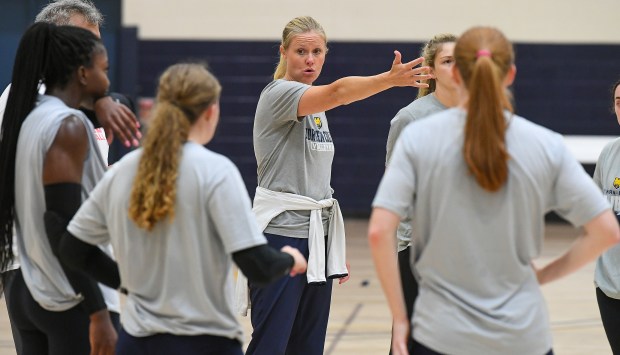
[476,49,492,58]
[169,100,194,120]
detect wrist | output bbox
[89,308,110,322]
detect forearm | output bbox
[59,231,120,289]
[44,184,106,314]
[329,72,392,106]
[233,244,294,286]
[538,233,613,285]
[368,208,408,322]
[538,210,620,285]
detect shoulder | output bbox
[184,143,239,172]
[509,114,564,144]
[601,137,620,155]
[260,79,310,99]
[55,115,89,144]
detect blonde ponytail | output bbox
[129,63,221,230]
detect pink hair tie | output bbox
[477,49,492,58]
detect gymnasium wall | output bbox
[0,0,122,93]
[1,0,619,215]
[123,0,620,215]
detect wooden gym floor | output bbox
[0,219,613,354]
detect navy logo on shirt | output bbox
[314,116,322,129]
[614,177,620,189]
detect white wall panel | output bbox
[123,0,620,43]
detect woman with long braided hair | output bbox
[0,22,116,354]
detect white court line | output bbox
[563,135,617,164]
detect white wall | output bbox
[123,0,620,43]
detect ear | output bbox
[428,66,436,79]
[77,65,88,86]
[202,103,218,122]
[204,105,214,120]
[504,64,517,87]
[279,44,286,58]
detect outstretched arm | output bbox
[297,52,431,117]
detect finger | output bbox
[393,50,402,66]
[412,82,430,88]
[404,56,425,69]
[119,103,138,123]
[411,66,431,75]
[115,110,142,146]
[107,118,131,147]
[105,129,114,145]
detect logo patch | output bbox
[314,116,322,129]
[614,177,620,189]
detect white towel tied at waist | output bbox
[235,187,347,316]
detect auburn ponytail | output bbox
[454,27,514,192]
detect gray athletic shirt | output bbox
[593,138,620,299]
[14,95,107,311]
[373,108,608,355]
[385,93,446,251]
[68,143,267,339]
[254,79,334,238]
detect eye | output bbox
[296,48,306,55]
[313,48,322,55]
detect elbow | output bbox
[607,223,620,247]
[57,237,73,268]
[57,233,83,271]
[367,225,387,249]
[367,208,399,249]
[330,85,353,107]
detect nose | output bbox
[306,53,315,65]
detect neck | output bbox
[433,87,458,108]
[187,123,212,146]
[47,84,83,109]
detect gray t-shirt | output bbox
[254,79,334,238]
[373,108,608,355]
[14,95,107,311]
[385,93,446,251]
[68,143,266,340]
[593,137,620,298]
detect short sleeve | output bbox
[593,142,613,188]
[386,111,415,165]
[262,80,311,124]
[207,162,267,253]
[550,144,609,227]
[374,127,417,218]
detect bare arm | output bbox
[536,210,620,285]
[368,207,409,355]
[43,116,117,355]
[297,51,430,117]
